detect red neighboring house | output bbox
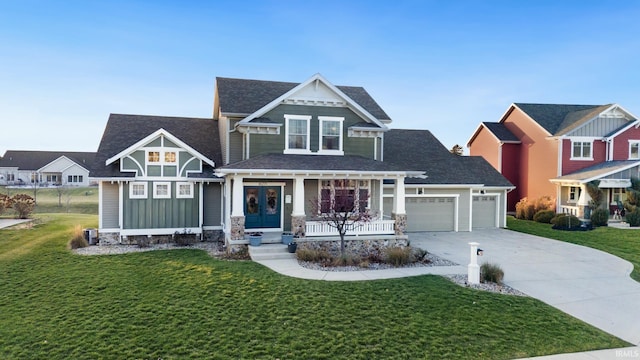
[467,103,640,217]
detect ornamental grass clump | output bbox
[68,225,89,250]
[481,262,504,285]
[384,246,413,267]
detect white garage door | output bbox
[405,197,455,231]
[472,196,497,229]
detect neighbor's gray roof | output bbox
[384,129,513,186]
[0,150,95,171]
[552,160,640,182]
[92,114,222,178]
[218,153,412,173]
[481,122,520,142]
[514,103,612,136]
[215,77,391,121]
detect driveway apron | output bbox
[410,229,640,346]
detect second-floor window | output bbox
[319,116,344,155]
[571,141,592,160]
[630,141,640,160]
[284,115,311,154]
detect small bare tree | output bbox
[450,144,464,156]
[310,179,373,256]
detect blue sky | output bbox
[2,1,640,155]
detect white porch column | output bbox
[292,176,305,216]
[231,175,244,217]
[392,176,407,235]
[392,176,406,214]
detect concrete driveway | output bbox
[410,229,640,346]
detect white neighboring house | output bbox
[0,150,96,187]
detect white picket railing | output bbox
[305,220,395,237]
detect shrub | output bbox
[68,225,89,249]
[332,254,360,267]
[551,213,581,229]
[589,208,609,227]
[12,194,35,219]
[516,196,555,220]
[480,262,504,285]
[626,209,640,227]
[533,210,555,223]
[384,246,413,267]
[0,194,12,215]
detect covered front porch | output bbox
[552,160,640,219]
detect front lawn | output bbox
[507,216,640,282]
[0,214,629,359]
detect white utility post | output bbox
[468,242,481,284]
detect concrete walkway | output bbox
[0,219,31,229]
[254,228,640,359]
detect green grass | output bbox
[0,186,98,215]
[507,216,640,282]
[0,214,628,359]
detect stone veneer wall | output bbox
[392,213,407,235]
[297,237,409,258]
[98,230,224,246]
[230,216,245,240]
[291,215,306,238]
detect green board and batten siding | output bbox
[123,182,199,229]
[249,105,377,159]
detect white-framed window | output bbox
[629,141,640,160]
[164,151,177,163]
[67,175,84,183]
[612,188,626,205]
[148,151,160,163]
[319,179,369,213]
[571,140,593,160]
[153,182,171,199]
[568,186,579,203]
[46,175,58,183]
[284,114,311,154]
[176,182,194,199]
[130,182,148,199]
[318,116,344,155]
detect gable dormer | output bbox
[106,129,214,179]
[217,74,389,162]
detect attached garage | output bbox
[385,196,457,232]
[472,195,497,229]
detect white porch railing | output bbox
[305,220,395,237]
[560,205,580,216]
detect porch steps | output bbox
[248,243,296,261]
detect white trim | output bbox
[121,227,202,236]
[284,114,312,154]
[550,160,640,184]
[129,182,148,199]
[317,116,344,155]
[106,128,215,168]
[238,73,388,130]
[98,181,104,229]
[569,139,594,161]
[557,138,563,176]
[37,155,91,173]
[153,182,171,199]
[628,140,640,160]
[118,182,123,228]
[216,169,423,178]
[176,182,194,199]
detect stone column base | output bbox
[230,216,245,240]
[291,215,306,238]
[392,213,407,236]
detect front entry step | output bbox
[248,243,296,261]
